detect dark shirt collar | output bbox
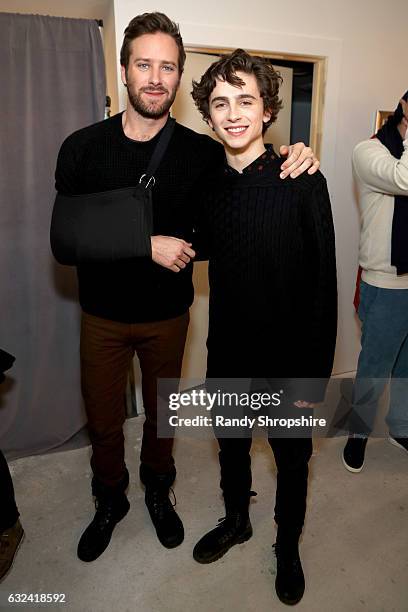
[224,144,278,176]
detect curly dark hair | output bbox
[120,12,186,74]
[191,49,283,133]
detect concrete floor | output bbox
[2,418,408,612]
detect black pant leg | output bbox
[268,438,313,536]
[0,450,19,532]
[216,437,253,509]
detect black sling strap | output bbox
[140,116,175,188]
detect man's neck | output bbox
[225,141,266,173]
[122,104,169,142]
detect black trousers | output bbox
[217,436,313,535]
[207,333,314,537]
[0,450,19,532]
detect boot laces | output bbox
[218,490,257,524]
[150,487,176,521]
[94,499,117,529]
[216,515,240,534]
[273,543,302,573]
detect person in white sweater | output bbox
[343,93,408,472]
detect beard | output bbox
[126,82,178,119]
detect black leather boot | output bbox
[77,471,130,562]
[193,493,255,564]
[274,530,304,606]
[193,511,252,564]
[140,464,184,549]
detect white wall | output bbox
[113,0,406,376]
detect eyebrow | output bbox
[134,57,177,67]
[210,94,257,105]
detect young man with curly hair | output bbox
[191,50,337,605]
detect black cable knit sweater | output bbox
[198,148,337,397]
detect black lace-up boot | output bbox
[140,464,184,549]
[77,470,130,562]
[193,493,255,564]
[273,529,304,606]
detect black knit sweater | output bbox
[55,112,223,322]
[199,148,337,394]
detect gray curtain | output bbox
[0,13,106,458]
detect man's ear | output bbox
[120,64,127,87]
[207,117,214,131]
[263,109,272,124]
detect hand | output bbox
[400,98,408,139]
[279,142,320,179]
[151,235,195,272]
[293,400,316,408]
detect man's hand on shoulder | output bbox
[400,98,408,139]
[293,400,316,408]
[151,236,195,273]
[279,142,320,179]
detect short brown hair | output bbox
[120,12,186,74]
[191,49,283,132]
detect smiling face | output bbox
[121,32,181,119]
[208,71,271,160]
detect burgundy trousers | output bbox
[80,310,189,488]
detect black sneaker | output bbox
[145,487,184,549]
[342,436,368,473]
[388,436,408,454]
[193,513,252,564]
[77,495,130,562]
[274,542,305,606]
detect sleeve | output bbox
[54,134,83,196]
[352,137,408,196]
[300,175,338,402]
[51,135,83,264]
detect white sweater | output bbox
[352,136,408,289]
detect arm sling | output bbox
[50,117,175,265]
